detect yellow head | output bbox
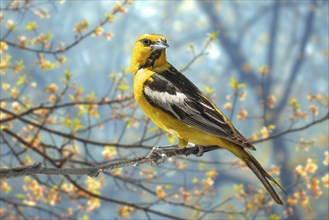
[130,34,169,74]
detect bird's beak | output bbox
[151,38,169,51]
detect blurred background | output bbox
[1,0,328,219]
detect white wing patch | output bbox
[200,102,214,110]
[144,86,186,104]
[144,86,199,119]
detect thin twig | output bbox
[253,112,329,144]
[2,0,131,54]
[0,95,133,124]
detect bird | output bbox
[130,33,285,205]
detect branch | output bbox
[274,2,316,114]
[0,145,219,179]
[1,112,327,179]
[253,112,329,144]
[179,35,214,72]
[0,95,133,124]
[1,104,327,179]
[2,0,130,54]
[1,110,151,149]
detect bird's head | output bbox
[130,34,169,74]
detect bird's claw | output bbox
[134,146,178,167]
[186,143,204,157]
[196,145,204,157]
[149,146,168,166]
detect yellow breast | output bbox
[133,68,175,132]
[133,68,232,148]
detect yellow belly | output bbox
[133,69,232,149]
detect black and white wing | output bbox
[143,67,255,150]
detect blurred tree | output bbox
[0,0,328,219]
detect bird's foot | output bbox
[149,146,168,166]
[135,145,178,166]
[186,143,204,157]
[195,145,204,157]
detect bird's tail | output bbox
[241,149,286,205]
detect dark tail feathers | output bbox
[243,153,286,205]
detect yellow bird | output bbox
[130,34,285,205]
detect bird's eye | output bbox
[141,39,150,46]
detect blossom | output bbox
[258,65,269,75]
[0,54,11,74]
[6,20,15,30]
[104,32,113,40]
[10,87,19,99]
[286,195,298,206]
[34,109,49,116]
[202,177,214,190]
[305,159,318,174]
[86,197,100,212]
[112,2,127,14]
[74,19,89,34]
[117,206,133,218]
[249,133,258,142]
[62,145,80,158]
[179,187,192,201]
[239,90,247,101]
[102,146,117,160]
[47,94,57,103]
[206,169,217,178]
[2,82,10,90]
[295,165,306,177]
[11,102,20,112]
[176,161,187,170]
[307,94,315,102]
[0,180,11,193]
[308,105,319,116]
[270,165,281,176]
[260,127,269,139]
[155,186,166,200]
[85,176,103,192]
[307,178,322,199]
[300,194,309,206]
[93,26,103,37]
[267,95,276,108]
[237,108,247,120]
[295,109,307,119]
[45,83,58,93]
[0,101,6,108]
[223,102,232,111]
[30,82,37,88]
[0,41,8,53]
[316,93,322,102]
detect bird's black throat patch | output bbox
[139,50,162,69]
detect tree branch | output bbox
[1,109,151,149]
[1,112,327,179]
[0,95,133,124]
[253,112,329,144]
[0,145,218,179]
[2,0,131,55]
[274,2,316,114]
